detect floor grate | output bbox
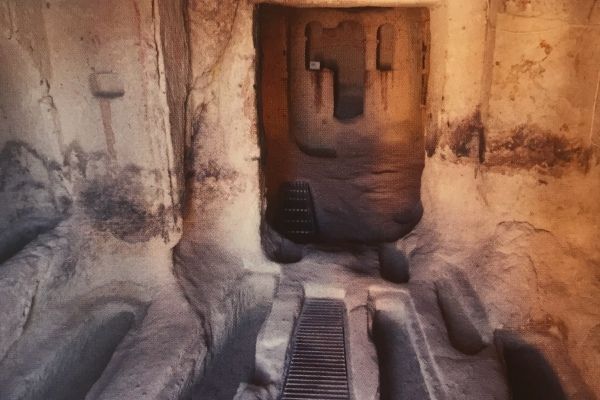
[278,181,317,243]
[281,298,350,400]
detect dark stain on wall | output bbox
[194,159,239,183]
[448,110,485,161]
[187,159,244,204]
[80,166,168,243]
[486,125,592,172]
[63,142,110,179]
[429,112,595,173]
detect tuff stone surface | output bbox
[1,0,599,399]
[378,243,410,284]
[260,6,426,244]
[435,269,491,355]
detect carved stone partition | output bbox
[259,6,429,243]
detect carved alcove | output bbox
[258,5,430,245]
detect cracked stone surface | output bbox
[1,0,599,398]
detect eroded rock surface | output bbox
[0,141,71,263]
[378,243,410,284]
[0,304,138,400]
[435,269,491,355]
[0,226,71,360]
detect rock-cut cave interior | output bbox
[0,1,599,400]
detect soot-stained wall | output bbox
[0,0,182,254]
[260,6,428,244]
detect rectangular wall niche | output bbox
[258,5,429,245]
[306,20,366,119]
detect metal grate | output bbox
[281,299,350,400]
[278,181,317,243]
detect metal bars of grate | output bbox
[278,181,317,243]
[281,298,350,400]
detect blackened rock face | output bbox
[486,124,592,173]
[80,167,168,243]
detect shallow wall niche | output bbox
[305,20,366,119]
[258,6,429,245]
